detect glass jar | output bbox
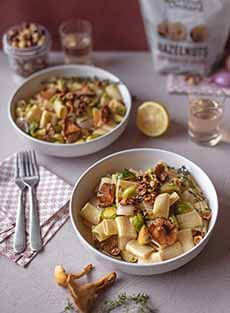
[3,23,51,77]
[59,19,92,65]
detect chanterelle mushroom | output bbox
[54,264,117,313]
[64,120,81,143]
[54,265,68,287]
[97,183,115,207]
[148,217,178,247]
[154,162,169,183]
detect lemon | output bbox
[136,101,170,137]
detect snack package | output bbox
[140,0,230,75]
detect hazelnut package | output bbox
[140,0,230,75]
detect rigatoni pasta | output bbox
[92,219,117,242]
[116,216,136,250]
[177,210,203,229]
[159,242,183,261]
[178,229,194,252]
[80,202,102,225]
[138,252,161,264]
[15,77,126,144]
[79,162,212,263]
[126,240,154,259]
[153,193,170,218]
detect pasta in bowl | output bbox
[15,77,126,144]
[9,65,131,157]
[70,149,218,275]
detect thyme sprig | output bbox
[102,292,158,313]
[61,299,75,313]
[61,293,158,313]
[177,165,191,177]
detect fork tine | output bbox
[28,151,36,176]
[19,152,25,177]
[27,151,34,176]
[22,151,30,177]
[15,153,19,178]
[31,150,39,177]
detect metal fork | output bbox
[13,152,27,253]
[22,151,42,251]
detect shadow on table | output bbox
[94,55,132,69]
[49,53,130,69]
[165,120,188,140]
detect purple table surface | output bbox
[0,52,230,313]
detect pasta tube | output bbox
[181,189,197,203]
[160,182,180,194]
[121,250,137,263]
[115,216,137,250]
[178,229,194,252]
[138,252,161,264]
[103,219,117,236]
[100,121,117,132]
[26,105,42,123]
[92,219,117,242]
[99,177,113,190]
[177,210,203,229]
[159,242,183,261]
[194,200,209,213]
[53,99,67,119]
[105,84,122,101]
[92,127,107,137]
[126,240,154,259]
[111,174,118,185]
[153,193,170,218]
[169,192,180,206]
[80,202,102,225]
[40,110,53,128]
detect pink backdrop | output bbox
[0,0,148,50]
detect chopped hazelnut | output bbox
[193,235,203,245]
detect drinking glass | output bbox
[59,19,92,65]
[188,94,225,146]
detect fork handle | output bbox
[29,187,42,251]
[13,189,26,253]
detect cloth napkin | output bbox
[0,154,72,267]
[167,74,230,96]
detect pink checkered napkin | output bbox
[0,154,72,267]
[167,74,230,96]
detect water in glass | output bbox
[188,98,223,146]
[59,19,92,65]
[62,33,92,64]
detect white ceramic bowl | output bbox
[70,148,218,275]
[9,65,131,157]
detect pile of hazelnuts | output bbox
[7,23,47,49]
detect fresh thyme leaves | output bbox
[177,166,203,195]
[60,294,158,313]
[177,165,191,185]
[102,292,158,313]
[177,165,191,176]
[61,299,75,313]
